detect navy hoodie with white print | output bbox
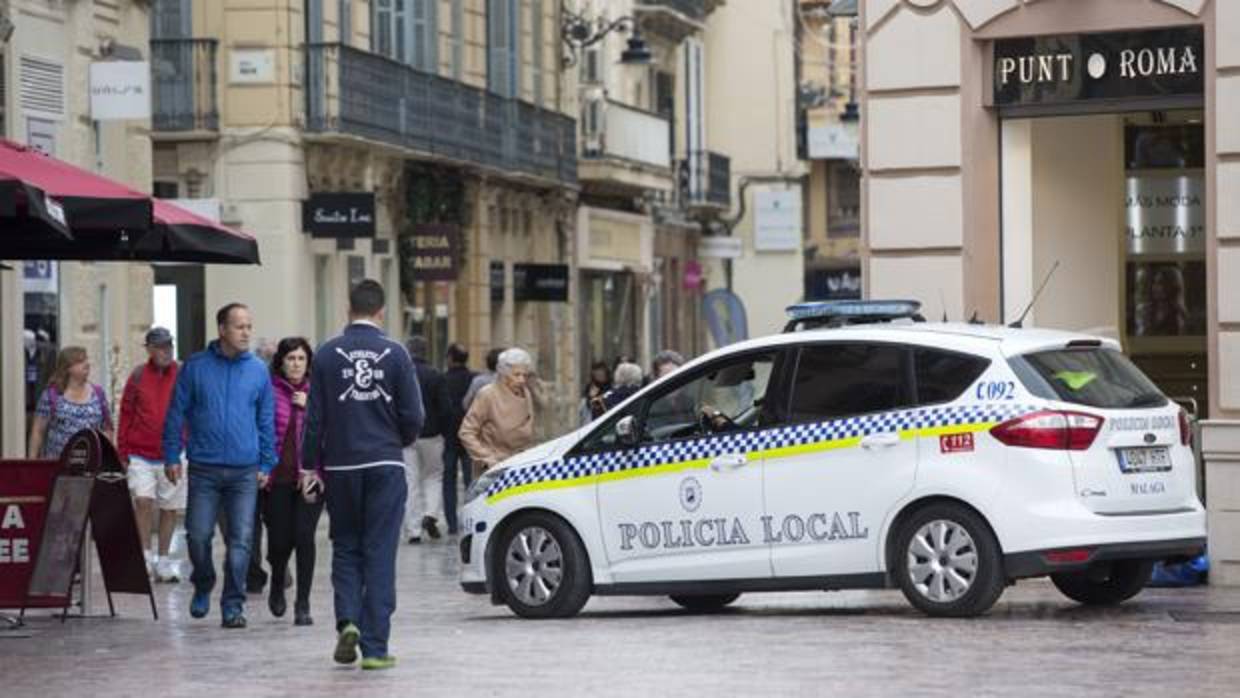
[302,322,423,471]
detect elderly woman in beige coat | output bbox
[459,347,544,477]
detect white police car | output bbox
[459,301,1206,618]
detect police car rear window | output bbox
[914,349,990,405]
[1011,348,1168,410]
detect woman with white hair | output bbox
[459,347,539,477]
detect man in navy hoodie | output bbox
[163,303,275,629]
[302,279,423,671]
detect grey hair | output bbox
[613,362,644,388]
[652,350,685,369]
[496,347,534,375]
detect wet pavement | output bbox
[3,526,1240,698]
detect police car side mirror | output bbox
[615,415,639,447]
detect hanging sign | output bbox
[89,61,151,120]
[303,193,376,238]
[994,27,1203,108]
[406,223,460,282]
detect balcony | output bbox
[151,38,219,134]
[305,43,576,187]
[634,0,711,40]
[580,98,672,194]
[682,150,731,211]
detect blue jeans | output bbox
[186,463,258,617]
[326,465,407,659]
[442,439,472,534]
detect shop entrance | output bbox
[1000,110,1207,417]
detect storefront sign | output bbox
[407,223,459,281]
[683,260,704,291]
[807,122,859,160]
[513,263,569,302]
[89,61,151,120]
[303,193,376,238]
[1126,174,1204,255]
[994,27,1203,108]
[754,188,802,252]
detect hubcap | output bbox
[906,519,978,603]
[504,526,564,606]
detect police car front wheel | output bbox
[493,512,592,619]
[893,503,1005,617]
[669,593,741,613]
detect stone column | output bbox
[1201,420,1240,585]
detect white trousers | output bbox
[404,435,445,533]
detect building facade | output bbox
[1,0,154,457]
[150,0,580,432]
[856,0,1239,579]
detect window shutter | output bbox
[19,57,64,118]
[487,0,509,95]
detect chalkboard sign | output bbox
[25,475,94,597]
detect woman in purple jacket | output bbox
[264,337,324,626]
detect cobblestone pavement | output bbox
[3,528,1239,698]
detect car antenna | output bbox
[938,288,948,322]
[1009,260,1060,329]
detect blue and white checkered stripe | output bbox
[485,402,1037,500]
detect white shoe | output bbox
[155,557,181,583]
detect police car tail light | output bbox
[1179,409,1193,448]
[989,410,1103,451]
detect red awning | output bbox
[0,140,260,264]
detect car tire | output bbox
[893,503,1005,618]
[1050,559,1154,606]
[492,512,592,619]
[669,593,741,613]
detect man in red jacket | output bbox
[118,327,184,582]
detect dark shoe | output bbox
[422,515,441,540]
[334,622,360,664]
[268,588,287,618]
[294,609,313,626]
[221,613,247,629]
[407,535,422,545]
[190,589,210,619]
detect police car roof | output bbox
[699,322,1119,364]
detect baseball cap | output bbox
[144,327,174,347]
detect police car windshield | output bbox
[1010,348,1167,410]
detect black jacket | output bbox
[413,357,451,439]
[443,365,475,444]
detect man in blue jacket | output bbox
[163,303,275,629]
[302,280,422,671]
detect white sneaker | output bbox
[155,557,181,584]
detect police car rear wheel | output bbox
[1050,559,1154,606]
[894,504,1005,617]
[669,593,740,613]
[494,513,591,619]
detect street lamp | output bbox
[561,7,652,67]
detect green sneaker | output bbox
[360,656,397,671]
[333,623,360,665]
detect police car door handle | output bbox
[861,433,901,450]
[709,454,748,472]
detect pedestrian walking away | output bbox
[27,346,114,460]
[163,303,276,630]
[441,343,476,534]
[263,337,325,626]
[117,327,185,582]
[459,347,539,478]
[404,335,451,544]
[302,279,423,671]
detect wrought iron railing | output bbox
[305,43,577,186]
[151,39,219,132]
[635,0,707,20]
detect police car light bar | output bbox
[782,300,925,332]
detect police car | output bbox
[459,301,1206,618]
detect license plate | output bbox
[1117,447,1172,473]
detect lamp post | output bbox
[561,7,652,67]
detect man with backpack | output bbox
[118,327,184,582]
